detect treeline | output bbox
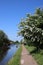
[18,8,43,51]
[0,30,10,48]
[0,30,20,48]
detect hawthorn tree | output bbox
[18,8,43,50]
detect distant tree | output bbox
[0,30,9,47]
[15,40,19,44]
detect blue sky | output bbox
[0,0,43,41]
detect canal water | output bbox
[0,44,19,65]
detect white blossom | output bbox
[42,32,43,35]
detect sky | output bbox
[0,0,43,41]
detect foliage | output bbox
[14,40,19,44]
[0,30,9,47]
[18,8,43,50]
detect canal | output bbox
[0,44,19,65]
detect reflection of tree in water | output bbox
[0,47,9,62]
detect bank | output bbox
[7,45,22,65]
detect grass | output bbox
[7,45,22,65]
[25,45,43,65]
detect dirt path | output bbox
[20,45,38,65]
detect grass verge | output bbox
[7,46,22,65]
[25,45,43,65]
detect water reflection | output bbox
[0,44,18,65]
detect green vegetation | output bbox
[25,45,43,65]
[18,8,43,51]
[0,30,10,47]
[0,30,17,49]
[14,40,20,45]
[7,46,22,65]
[18,8,43,65]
